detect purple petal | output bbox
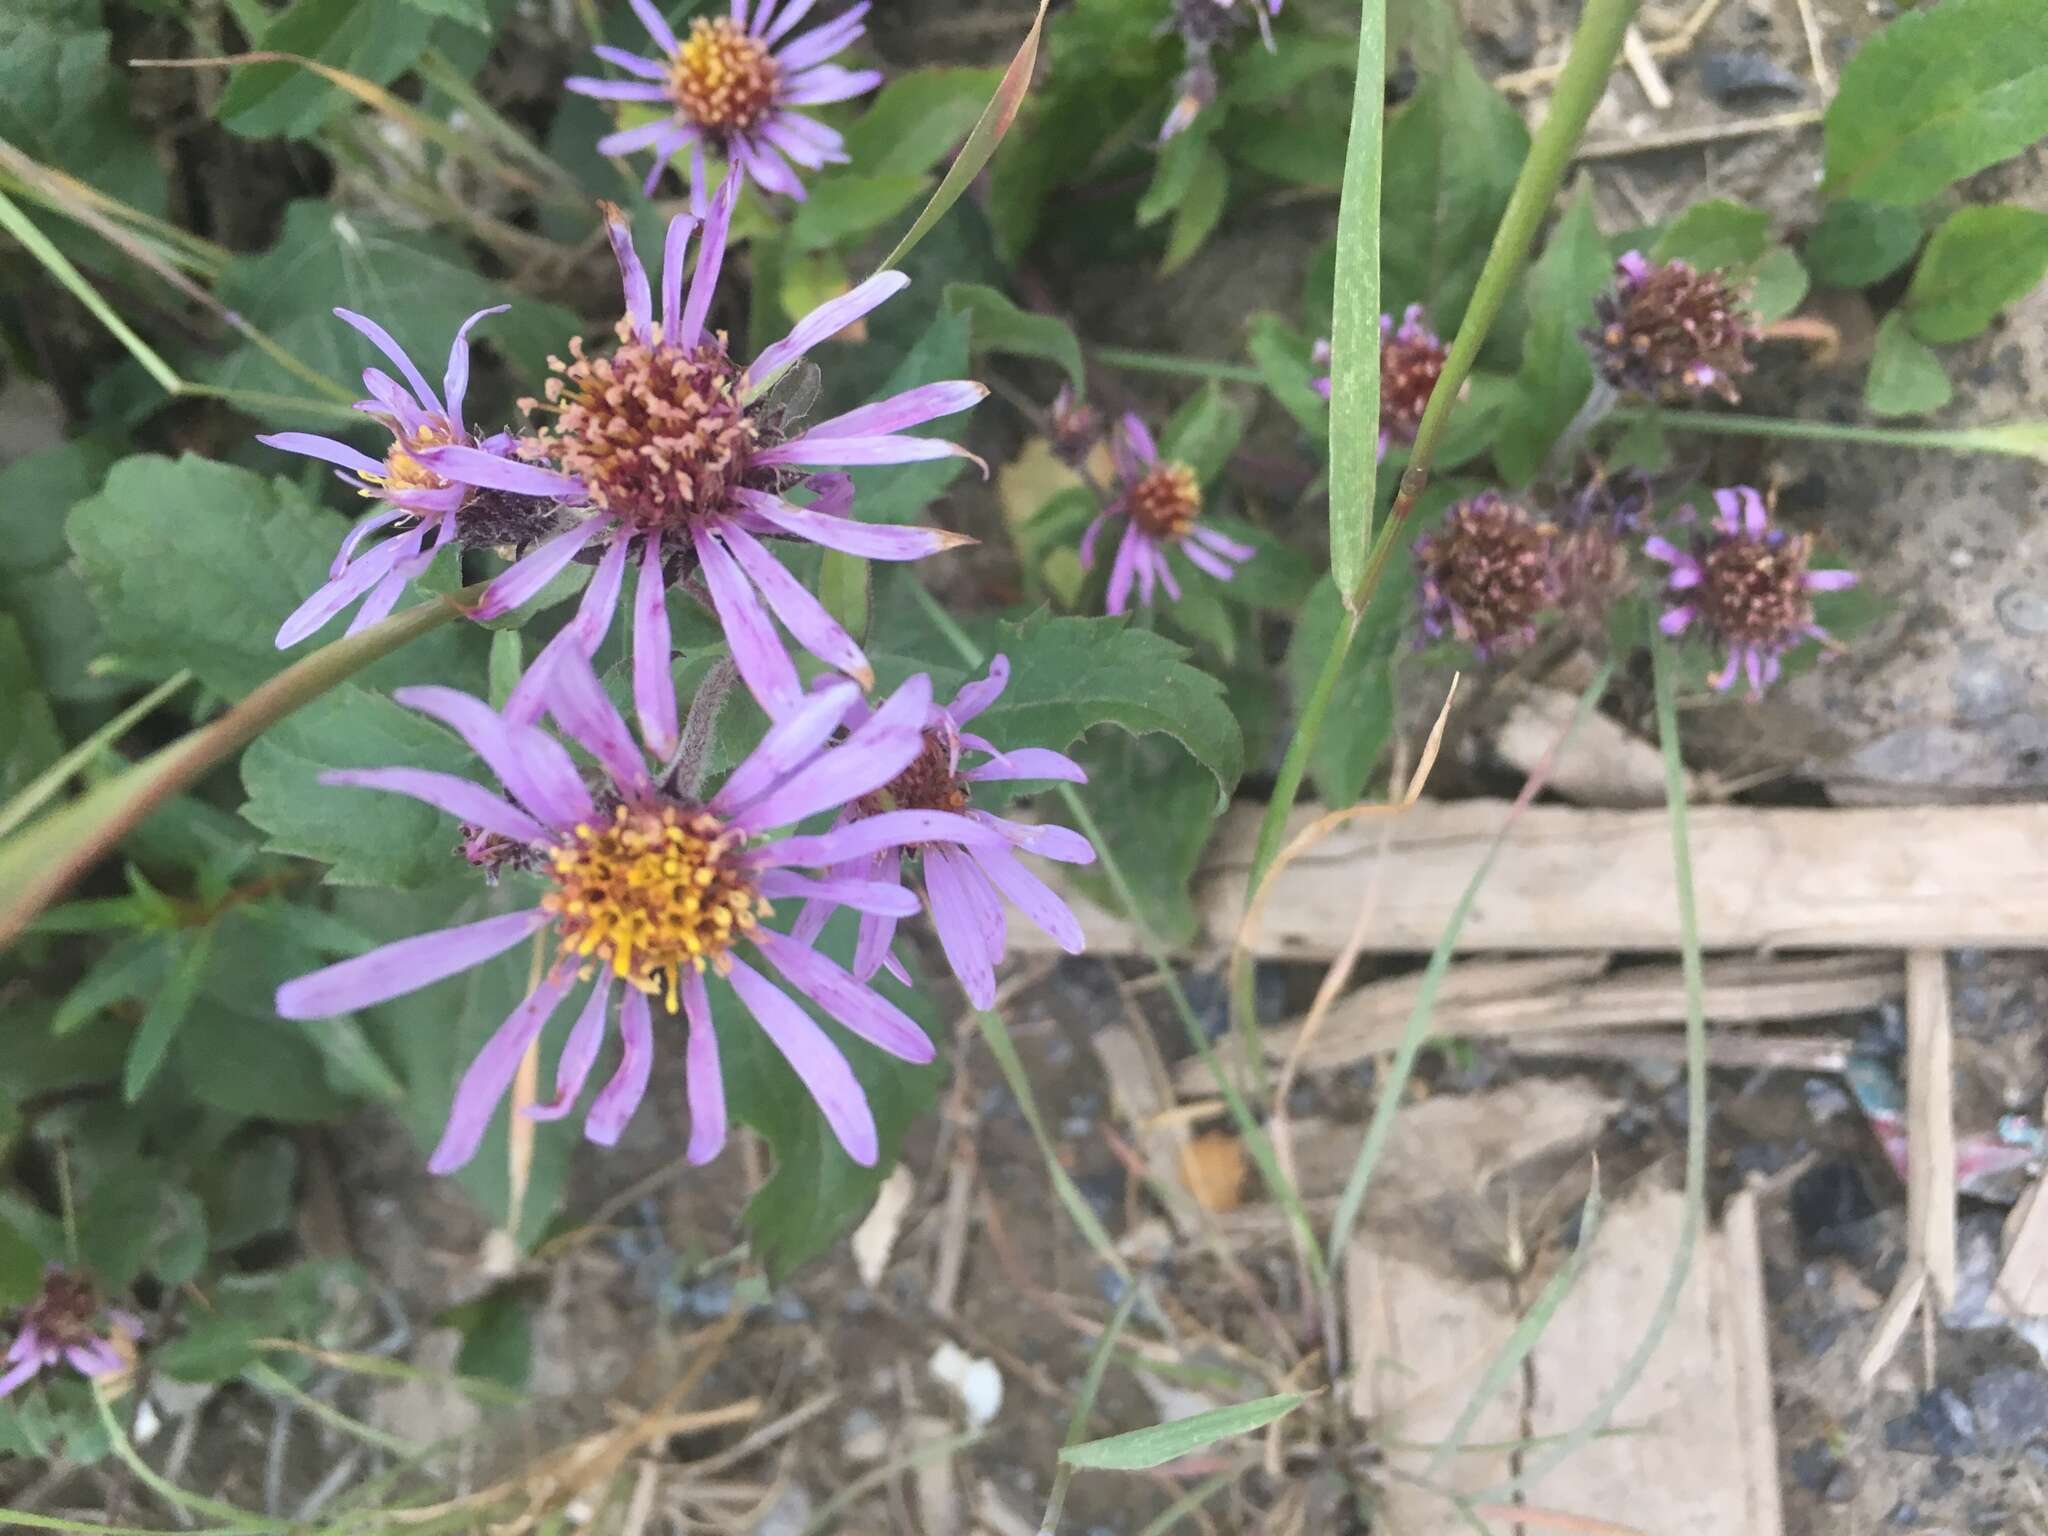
[628,535,680,759]
[566,76,672,100]
[539,648,655,798]
[428,973,575,1174]
[276,535,413,648]
[412,443,584,500]
[1077,514,1106,571]
[332,504,409,575]
[758,114,843,170]
[1113,412,1158,480]
[726,956,877,1165]
[738,136,806,199]
[973,842,1086,953]
[472,519,610,622]
[923,846,1000,1007]
[717,523,872,685]
[756,433,982,470]
[750,272,910,383]
[1105,520,1145,615]
[658,215,697,348]
[972,811,1094,864]
[756,871,922,917]
[66,1339,124,1377]
[318,767,547,845]
[394,685,598,828]
[711,680,859,822]
[1180,539,1235,582]
[762,0,821,44]
[799,380,988,440]
[751,927,935,1063]
[693,522,802,716]
[730,674,930,832]
[593,43,668,78]
[948,654,1008,724]
[258,430,385,479]
[626,0,679,54]
[1190,524,1256,561]
[335,308,441,416]
[1151,542,1183,601]
[773,8,868,71]
[1642,535,1685,566]
[276,909,549,1019]
[1711,650,1743,691]
[1736,486,1769,536]
[585,986,655,1146]
[755,808,1016,868]
[1658,604,1695,636]
[0,1356,41,1398]
[1805,568,1858,592]
[530,975,614,1121]
[505,534,631,727]
[681,169,740,348]
[604,205,654,345]
[731,487,973,560]
[598,119,675,156]
[681,969,729,1164]
[964,747,1086,784]
[359,368,429,434]
[855,910,900,982]
[778,63,884,106]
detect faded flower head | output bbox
[1310,307,1448,459]
[1646,485,1856,696]
[1048,384,1103,465]
[1586,252,1755,403]
[1414,491,1560,659]
[403,175,981,734]
[792,656,1096,1009]
[1,1266,139,1399]
[567,0,881,208]
[260,306,566,649]
[273,653,1066,1168]
[1079,413,1254,613]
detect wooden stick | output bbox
[1906,951,1958,1308]
[1992,1179,2048,1318]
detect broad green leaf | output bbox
[0,438,122,703]
[1379,49,1529,334]
[1904,205,2048,344]
[1803,200,1921,288]
[789,174,933,254]
[1138,126,1215,228]
[943,282,1085,389]
[0,617,61,804]
[1866,312,1954,418]
[1224,34,1357,104]
[844,68,1005,178]
[447,1284,533,1389]
[1246,313,1330,439]
[195,1137,301,1250]
[241,684,481,887]
[1162,141,1229,275]
[123,928,214,1101]
[219,0,442,139]
[1747,246,1810,324]
[0,0,166,223]
[1651,199,1770,271]
[1059,1393,1306,1469]
[77,1160,177,1293]
[1206,516,1318,611]
[1161,383,1248,487]
[396,0,489,27]
[53,933,171,1037]
[1493,183,1607,488]
[1820,0,2048,205]
[1064,732,1217,945]
[1227,108,1350,191]
[842,309,979,527]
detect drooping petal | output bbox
[755,434,982,470]
[1189,524,1256,561]
[756,807,1013,867]
[258,430,386,479]
[680,969,728,1164]
[1133,539,1158,606]
[538,648,656,798]
[626,0,680,54]
[565,76,672,101]
[593,43,668,78]
[411,443,584,500]
[971,810,1095,864]
[1113,412,1158,479]
[331,504,409,575]
[1642,535,1685,566]
[947,654,1009,724]
[731,487,973,560]
[585,987,655,1146]
[0,1356,41,1398]
[1658,603,1696,636]
[693,523,802,715]
[726,956,878,1165]
[1179,538,1236,582]
[597,118,677,157]
[713,677,860,817]
[276,909,549,1019]
[602,204,655,344]
[318,767,547,845]
[1154,540,1184,600]
[972,842,1086,952]
[65,1339,124,1377]
[429,973,576,1174]
[737,136,806,199]
[394,685,597,828]
[750,272,910,384]
[963,747,1087,784]
[335,308,441,415]
[758,114,839,169]
[1077,514,1106,571]
[728,674,930,833]
[800,381,988,441]
[680,169,740,348]
[922,846,999,1007]
[778,63,884,106]
[504,530,632,727]
[471,519,610,622]
[1104,520,1145,615]
[530,974,614,1121]
[275,534,414,648]
[756,872,922,917]
[718,522,872,685]
[751,927,935,1062]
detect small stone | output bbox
[1697,50,1808,104]
[1966,1366,2048,1451]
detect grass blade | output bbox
[1616,405,2048,463]
[1327,0,1387,600]
[0,671,191,841]
[1039,1283,1145,1535]
[0,185,182,394]
[1058,1392,1306,1471]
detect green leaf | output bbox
[1160,383,1248,486]
[1205,515,1318,611]
[53,933,171,1037]
[1904,205,2048,344]
[1494,183,1608,487]
[488,629,522,712]
[1065,733,1216,945]
[0,616,61,804]
[77,1161,176,1293]
[240,684,479,887]
[1,440,122,704]
[0,1221,41,1309]
[1059,1393,1306,1469]
[1866,312,1954,418]
[1228,109,1350,190]
[1379,49,1530,334]
[156,1313,264,1384]
[0,0,166,223]
[1820,0,2048,205]
[1224,35,1357,104]
[1651,199,1770,271]
[788,174,933,254]
[1747,246,1810,324]
[1246,313,1330,439]
[397,0,489,27]
[968,612,1245,806]
[844,68,1005,178]
[1162,141,1229,275]
[195,1136,301,1250]
[842,309,977,528]
[943,282,1085,390]
[218,0,442,139]
[1804,200,1922,287]
[1138,126,1214,228]
[123,928,214,1101]
[446,1284,533,1389]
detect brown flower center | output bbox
[1696,531,1815,649]
[23,1272,102,1348]
[1128,462,1202,541]
[368,419,455,496]
[542,802,763,1009]
[1594,261,1753,402]
[521,333,757,535]
[1381,334,1447,445]
[667,16,781,134]
[1419,496,1559,651]
[860,729,969,819]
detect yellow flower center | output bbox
[667,16,781,134]
[1128,462,1202,541]
[542,802,764,1011]
[519,333,758,535]
[365,419,455,497]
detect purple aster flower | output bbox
[1645,485,1856,696]
[1078,413,1254,615]
[567,0,882,207]
[259,306,565,649]
[273,651,1069,1168]
[1,1266,139,1398]
[1310,307,1449,459]
[789,656,1097,1009]
[1413,491,1561,660]
[408,176,982,739]
[1585,252,1756,403]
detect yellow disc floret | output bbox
[364,419,455,498]
[667,16,781,134]
[542,802,764,1010]
[1127,462,1203,541]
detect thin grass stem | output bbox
[1093,346,1265,386]
[1039,1283,1144,1536]
[0,185,182,394]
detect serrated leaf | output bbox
[1060,1392,1306,1469]
[1162,142,1229,275]
[943,283,1085,390]
[1651,199,1770,271]
[1064,732,1216,945]
[218,0,441,139]
[1820,0,2048,205]
[1493,183,1607,488]
[1866,312,1953,418]
[1904,205,2048,344]
[1804,200,1922,288]
[123,928,213,1101]
[1160,383,1248,487]
[844,68,1005,178]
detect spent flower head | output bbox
[568,0,881,208]
[403,175,982,737]
[1160,0,1283,138]
[1646,485,1856,696]
[1586,252,1755,403]
[790,657,1096,1009]
[1079,413,1254,614]
[1311,306,1449,459]
[1414,491,1560,660]
[1,1266,139,1399]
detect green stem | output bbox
[93,1388,288,1531]
[1093,345,1265,386]
[0,671,192,841]
[1616,405,2048,462]
[1325,0,1386,597]
[1248,607,1359,893]
[0,184,182,394]
[1040,1283,1143,1536]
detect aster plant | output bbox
[1080,413,1254,614]
[1646,485,1857,696]
[1,1267,138,1398]
[400,175,983,737]
[568,0,882,206]
[1585,252,1756,403]
[1413,491,1561,660]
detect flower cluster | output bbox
[1079,413,1253,615]
[1585,252,1756,403]
[1414,492,1561,660]
[1,1267,138,1398]
[1311,305,1450,459]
